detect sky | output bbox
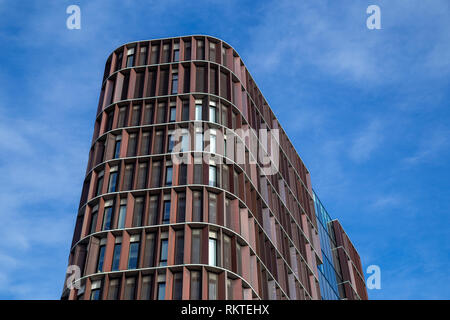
[0,0,449,299]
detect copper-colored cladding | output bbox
[62,35,366,300]
[331,220,369,300]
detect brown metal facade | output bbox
[62,35,367,300]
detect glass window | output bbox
[197,40,204,60]
[175,230,184,265]
[132,197,144,227]
[177,193,186,222]
[115,51,123,71]
[150,45,159,64]
[128,241,140,269]
[102,202,114,231]
[157,103,166,123]
[191,229,201,263]
[194,164,203,184]
[123,164,134,191]
[227,278,233,300]
[208,273,218,300]
[192,191,202,222]
[171,72,178,94]
[117,106,127,128]
[181,134,189,152]
[126,48,135,67]
[111,243,121,271]
[222,105,228,127]
[139,46,148,65]
[159,239,168,266]
[148,196,159,225]
[179,164,187,185]
[154,131,164,154]
[107,278,120,300]
[157,281,166,300]
[163,200,171,224]
[165,166,173,186]
[124,277,136,300]
[143,233,156,267]
[208,233,217,266]
[209,105,217,123]
[90,207,98,234]
[151,162,161,187]
[190,270,201,299]
[173,43,180,62]
[113,136,121,159]
[90,288,101,300]
[172,272,183,300]
[96,172,104,196]
[182,102,189,121]
[140,131,151,155]
[223,235,231,270]
[162,43,171,63]
[210,133,216,154]
[195,103,202,120]
[169,106,176,122]
[143,104,154,125]
[136,162,148,189]
[117,203,126,229]
[209,165,217,187]
[184,41,191,60]
[127,133,137,156]
[208,193,217,224]
[195,132,203,151]
[209,42,216,62]
[141,276,152,300]
[108,167,118,192]
[167,134,175,152]
[97,244,106,272]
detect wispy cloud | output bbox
[349,119,384,163]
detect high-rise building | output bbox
[61,35,368,300]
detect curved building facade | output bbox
[62,35,368,300]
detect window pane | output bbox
[175,231,184,265]
[118,204,126,228]
[190,270,201,299]
[107,279,120,300]
[208,193,217,224]
[177,193,186,222]
[163,201,171,224]
[157,282,166,300]
[97,245,106,272]
[132,197,144,227]
[191,229,201,263]
[128,242,140,269]
[108,172,118,193]
[160,239,168,266]
[112,244,121,271]
[124,277,136,300]
[172,272,183,300]
[102,204,114,230]
[165,166,173,186]
[208,238,217,266]
[192,191,202,222]
[148,196,159,225]
[209,166,217,187]
[195,104,202,120]
[140,276,152,300]
[208,273,218,300]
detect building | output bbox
[61,35,368,300]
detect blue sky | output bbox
[0,0,449,299]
